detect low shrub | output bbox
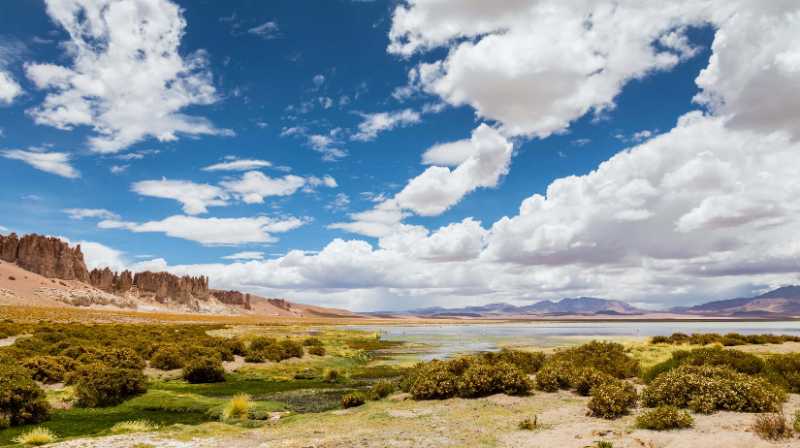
[641,365,784,414]
[407,360,461,400]
[96,347,146,370]
[0,365,51,428]
[457,361,531,398]
[534,363,570,392]
[243,350,266,363]
[248,336,276,352]
[75,363,147,407]
[481,349,545,374]
[652,332,800,346]
[221,393,252,421]
[752,413,794,440]
[587,379,637,419]
[549,341,639,379]
[534,341,639,393]
[636,406,693,430]
[110,419,157,434]
[303,337,323,346]
[12,427,58,446]
[323,368,340,383]
[149,345,185,370]
[23,355,74,383]
[223,338,246,356]
[182,357,225,384]
[294,369,316,380]
[518,415,538,430]
[765,353,800,392]
[341,392,365,409]
[794,410,800,433]
[643,347,765,383]
[572,367,614,396]
[370,379,396,399]
[307,345,326,356]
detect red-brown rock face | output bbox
[132,271,209,304]
[212,289,252,310]
[0,233,89,281]
[267,298,293,311]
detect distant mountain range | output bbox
[394,297,645,318]
[674,286,800,317]
[386,287,800,318]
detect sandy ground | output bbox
[46,389,800,448]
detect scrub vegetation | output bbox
[3,317,800,446]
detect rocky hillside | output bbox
[0,232,362,318]
[0,233,90,281]
[677,286,800,317]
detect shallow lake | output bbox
[347,321,800,360]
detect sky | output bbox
[1,0,799,311]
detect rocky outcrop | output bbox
[267,298,293,311]
[211,289,252,310]
[133,271,209,304]
[88,268,133,294]
[0,233,89,281]
[89,268,210,306]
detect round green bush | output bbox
[243,350,266,363]
[75,363,147,408]
[303,337,323,346]
[0,365,50,428]
[370,379,396,399]
[587,379,637,419]
[223,338,246,356]
[572,367,614,396]
[307,345,326,356]
[534,362,573,392]
[341,392,365,409]
[248,336,276,352]
[481,349,545,374]
[457,361,531,398]
[636,406,693,430]
[149,346,185,370]
[408,361,461,400]
[22,356,75,384]
[182,357,225,384]
[641,365,784,414]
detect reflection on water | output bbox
[347,321,800,360]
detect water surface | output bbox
[348,321,800,360]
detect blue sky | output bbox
[1,1,799,311]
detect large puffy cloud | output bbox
[395,124,512,216]
[331,124,512,236]
[390,0,710,138]
[483,112,800,271]
[25,0,227,153]
[99,215,307,245]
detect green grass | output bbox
[153,374,346,398]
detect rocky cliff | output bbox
[88,268,211,307]
[211,289,252,310]
[0,233,90,281]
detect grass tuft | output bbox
[12,427,58,446]
[109,419,158,434]
[221,393,252,421]
[518,415,538,430]
[752,413,794,440]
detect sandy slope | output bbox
[0,260,85,307]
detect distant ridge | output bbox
[392,297,645,317]
[675,286,800,317]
